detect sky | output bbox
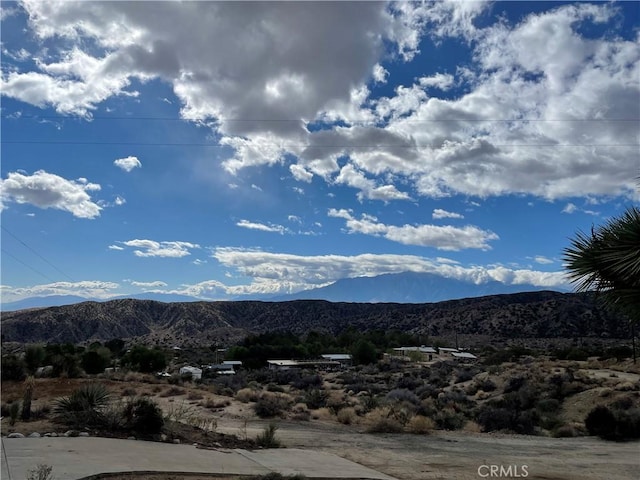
[1,0,638,304]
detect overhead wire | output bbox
[1,226,76,282]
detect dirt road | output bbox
[218,418,640,480]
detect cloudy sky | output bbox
[1,1,638,304]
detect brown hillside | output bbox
[0,291,630,345]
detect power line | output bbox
[3,140,638,148]
[4,114,639,122]
[1,248,56,283]
[1,226,75,282]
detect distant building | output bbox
[179,365,202,380]
[451,351,478,361]
[321,353,352,367]
[207,363,236,375]
[392,346,437,361]
[267,359,340,371]
[438,347,459,354]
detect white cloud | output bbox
[236,219,286,235]
[130,280,168,288]
[372,63,389,84]
[432,208,464,220]
[211,247,568,296]
[562,203,578,214]
[1,280,120,303]
[328,208,497,251]
[533,256,554,265]
[116,239,200,258]
[0,170,102,218]
[114,196,126,206]
[289,164,313,183]
[418,73,454,91]
[3,2,637,203]
[108,245,124,251]
[114,156,141,172]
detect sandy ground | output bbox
[212,417,640,480]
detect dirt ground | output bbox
[3,361,640,480]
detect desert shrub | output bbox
[254,393,290,418]
[267,383,285,393]
[415,384,439,400]
[395,374,422,390]
[586,405,640,440]
[454,369,474,384]
[122,346,166,373]
[351,339,378,365]
[121,388,138,397]
[386,388,420,406]
[30,404,51,420]
[359,394,379,413]
[434,407,466,430]
[24,345,46,375]
[26,464,54,480]
[292,373,322,390]
[504,375,526,393]
[537,398,561,413]
[81,349,110,374]
[477,378,497,392]
[256,423,281,448]
[161,386,186,397]
[2,354,27,381]
[366,410,403,433]
[123,397,164,435]
[476,406,512,432]
[406,414,435,434]
[303,388,328,409]
[53,383,111,428]
[236,387,260,403]
[187,391,204,401]
[553,425,579,438]
[336,407,357,425]
[9,401,20,426]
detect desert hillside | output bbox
[0,291,630,345]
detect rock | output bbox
[173,439,181,444]
[28,432,41,438]
[78,432,90,437]
[64,430,79,437]
[7,433,25,438]
[193,443,198,446]
[161,434,168,442]
[50,432,58,437]
[127,436,136,440]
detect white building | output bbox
[179,365,202,380]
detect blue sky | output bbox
[1,1,638,303]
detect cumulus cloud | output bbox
[115,239,200,257]
[533,256,554,265]
[236,219,287,234]
[130,280,168,288]
[328,208,497,251]
[114,156,141,172]
[432,208,464,220]
[1,280,120,303]
[2,2,637,203]
[0,170,102,218]
[211,247,568,296]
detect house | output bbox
[438,347,459,355]
[451,351,478,361]
[267,359,340,371]
[207,363,236,375]
[392,346,438,361]
[321,354,352,367]
[223,360,243,368]
[179,365,202,380]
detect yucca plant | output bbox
[53,383,111,428]
[564,205,640,361]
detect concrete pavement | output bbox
[1,436,397,480]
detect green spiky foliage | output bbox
[52,383,111,428]
[563,206,640,321]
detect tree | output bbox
[351,339,378,365]
[81,349,110,374]
[563,206,640,317]
[564,206,640,361]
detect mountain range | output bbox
[1,272,560,311]
[0,290,627,346]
